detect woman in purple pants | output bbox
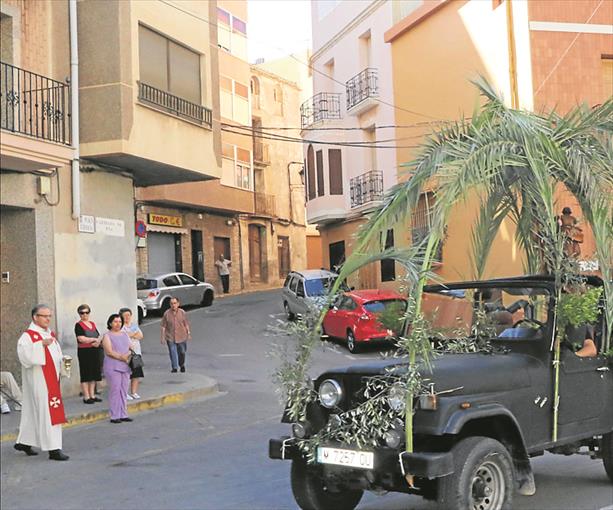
[101,314,133,424]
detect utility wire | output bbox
[159,0,446,123]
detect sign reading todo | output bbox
[148,213,183,227]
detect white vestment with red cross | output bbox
[16,322,66,451]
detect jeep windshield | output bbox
[305,277,348,297]
[421,285,550,341]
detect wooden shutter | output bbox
[328,149,343,195]
[316,150,325,197]
[307,145,315,200]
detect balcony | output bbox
[0,61,75,173]
[345,68,378,115]
[300,92,342,129]
[138,81,212,128]
[254,192,276,217]
[350,170,384,208]
[1,61,70,145]
[253,142,270,165]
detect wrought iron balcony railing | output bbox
[254,192,276,217]
[350,170,383,208]
[300,92,341,129]
[137,81,212,127]
[0,61,71,145]
[346,68,378,111]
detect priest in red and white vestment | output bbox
[14,305,69,461]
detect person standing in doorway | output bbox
[160,297,191,373]
[215,253,232,294]
[74,304,103,405]
[14,304,69,461]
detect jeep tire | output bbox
[603,431,613,483]
[437,436,513,510]
[290,459,363,510]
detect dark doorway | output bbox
[191,230,204,281]
[380,229,395,282]
[249,224,263,282]
[278,236,290,279]
[174,234,183,272]
[329,240,345,272]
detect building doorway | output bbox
[278,236,290,279]
[248,224,264,282]
[329,240,345,273]
[191,230,204,281]
[148,232,182,274]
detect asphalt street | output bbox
[1,289,612,510]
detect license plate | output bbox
[317,447,374,470]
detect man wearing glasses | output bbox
[14,305,69,461]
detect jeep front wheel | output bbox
[437,436,513,510]
[290,459,363,510]
[603,431,613,483]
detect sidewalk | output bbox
[0,368,219,443]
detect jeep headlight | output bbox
[319,379,342,409]
[387,384,406,412]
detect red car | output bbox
[322,290,407,353]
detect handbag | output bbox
[129,350,144,370]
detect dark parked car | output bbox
[269,275,612,510]
[322,290,407,353]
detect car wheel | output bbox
[160,299,171,315]
[201,290,214,307]
[284,302,295,321]
[290,459,363,510]
[437,436,513,510]
[603,431,613,483]
[346,330,359,353]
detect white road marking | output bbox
[218,354,244,357]
[345,355,356,360]
[599,506,613,510]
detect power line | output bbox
[159,0,446,123]
[252,123,443,131]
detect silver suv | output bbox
[137,272,214,313]
[282,269,344,320]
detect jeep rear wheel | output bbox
[437,436,513,510]
[290,459,363,510]
[603,431,613,483]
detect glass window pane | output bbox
[139,25,168,91]
[235,81,249,99]
[236,147,250,163]
[232,16,247,35]
[168,41,201,103]
[217,8,230,25]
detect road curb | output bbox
[0,381,219,443]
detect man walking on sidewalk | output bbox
[215,253,232,294]
[160,297,191,373]
[14,304,69,461]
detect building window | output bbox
[217,7,231,26]
[411,192,443,261]
[316,149,325,197]
[380,229,395,282]
[328,149,343,195]
[222,143,253,191]
[307,145,316,201]
[217,7,247,59]
[220,75,250,123]
[214,236,231,261]
[138,25,201,104]
[232,16,247,35]
[602,57,613,104]
[250,76,260,108]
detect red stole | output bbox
[26,329,67,425]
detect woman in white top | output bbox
[119,308,144,400]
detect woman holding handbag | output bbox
[74,304,103,404]
[119,307,144,400]
[101,314,133,424]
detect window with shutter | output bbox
[328,149,343,195]
[316,150,325,197]
[411,192,443,261]
[307,145,316,201]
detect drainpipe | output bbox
[69,0,80,219]
[505,0,519,109]
[236,215,245,290]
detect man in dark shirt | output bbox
[160,297,191,373]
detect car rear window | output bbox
[137,278,157,290]
[305,277,335,296]
[363,299,406,313]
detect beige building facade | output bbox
[1,0,221,392]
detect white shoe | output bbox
[131,393,141,400]
[0,403,10,414]
[14,403,21,412]
[126,394,134,401]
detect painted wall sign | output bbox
[96,217,125,237]
[78,215,95,233]
[135,220,147,238]
[148,213,183,227]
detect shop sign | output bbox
[78,215,95,234]
[148,213,183,227]
[96,217,125,237]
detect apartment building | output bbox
[384,0,612,281]
[303,0,398,289]
[0,0,221,390]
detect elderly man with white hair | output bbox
[14,304,69,461]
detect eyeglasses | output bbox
[36,314,52,318]
[78,311,90,315]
